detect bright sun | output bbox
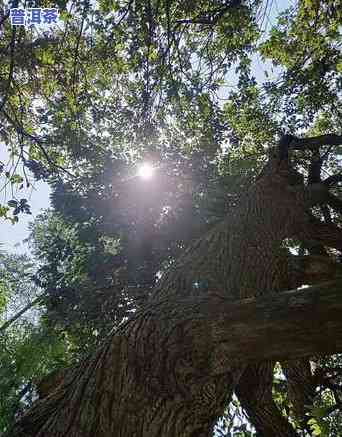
[138,163,154,180]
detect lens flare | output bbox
[138,163,154,180]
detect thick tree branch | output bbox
[182,280,342,363]
[295,217,342,252]
[289,134,342,150]
[288,254,342,284]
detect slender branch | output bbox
[0,296,42,333]
[175,0,241,26]
[2,109,76,178]
[116,0,134,26]
[323,174,342,187]
[0,10,10,28]
[18,382,32,401]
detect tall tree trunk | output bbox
[7,281,342,437]
[6,281,342,437]
[7,146,342,436]
[8,300,245,437]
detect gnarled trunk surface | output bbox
[7,147,342,437]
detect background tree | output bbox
[0,252,71,433]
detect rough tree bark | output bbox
[6,135,342,437]
[236,362,298,437]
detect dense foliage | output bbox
[0,252,71,432]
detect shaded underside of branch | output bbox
[176,280,342,364]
